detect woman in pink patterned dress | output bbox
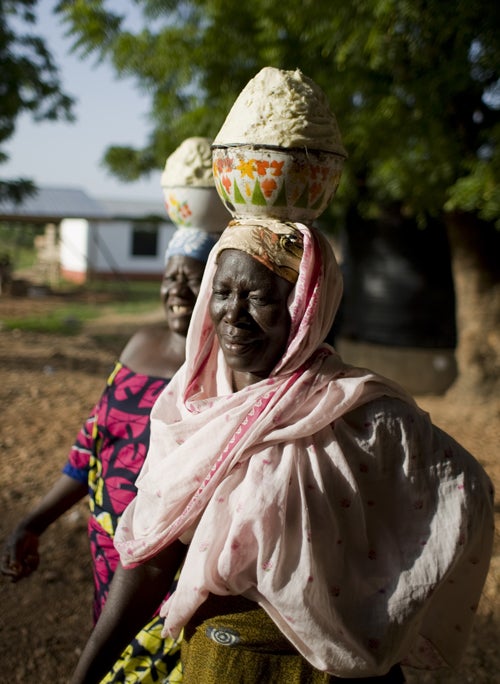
[1,228,217,683]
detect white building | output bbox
[0,186,175,283]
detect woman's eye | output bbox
[249,292,271,305]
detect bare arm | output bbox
[71,539,186,684]
[1,474,87,581]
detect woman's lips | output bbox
[220,333,256,353]
[166,296,194,315]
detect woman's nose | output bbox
[224,293,247,323]
[168,271,189,291]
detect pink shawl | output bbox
[115,223,493,676]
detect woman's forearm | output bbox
[71,540,185,684]
[21,474,88,534]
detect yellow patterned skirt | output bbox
[100,615,183,684]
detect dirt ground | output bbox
[0,294,498,683]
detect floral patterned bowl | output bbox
[212,144,346,223]
[162,185,231,232]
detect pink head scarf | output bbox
[115,220,493,677]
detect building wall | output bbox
[60,218,89,283]
[60,219,175,283]
[90,221,175,277]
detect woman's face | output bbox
[161,255,205,335]
[210,249,294,386]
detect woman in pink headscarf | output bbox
[71,219,493,684]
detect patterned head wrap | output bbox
[216,219,304,284]
[165,228,218,265]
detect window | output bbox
[131,222,159,256]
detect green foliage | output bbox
[0,0,75,202]
[0,221,43,247]
[55,0,500,226]
[0,221,43,267]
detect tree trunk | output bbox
[445,212,500,398]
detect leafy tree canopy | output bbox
[56,0,500,227]
[0,0,75,202]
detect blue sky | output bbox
[2,2,163,201]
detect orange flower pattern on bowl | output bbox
[162,186,231,231]
[212,145,345,223]
[164,192,193,226]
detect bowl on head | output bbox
[162,185,231,232]
[212,144,346,223]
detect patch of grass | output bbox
[80,279,160,302]
[1,305,101,335]
[1,281,162,335]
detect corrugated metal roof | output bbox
[0,186,171,223]
[0,186,108,221]
[98,197,168,220]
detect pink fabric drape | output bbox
[115,223,493,676]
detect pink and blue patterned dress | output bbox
[63,362,182,683]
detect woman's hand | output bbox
[1,474,87,583]
[1,525,40,581]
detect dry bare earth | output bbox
[0,296,498,683]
